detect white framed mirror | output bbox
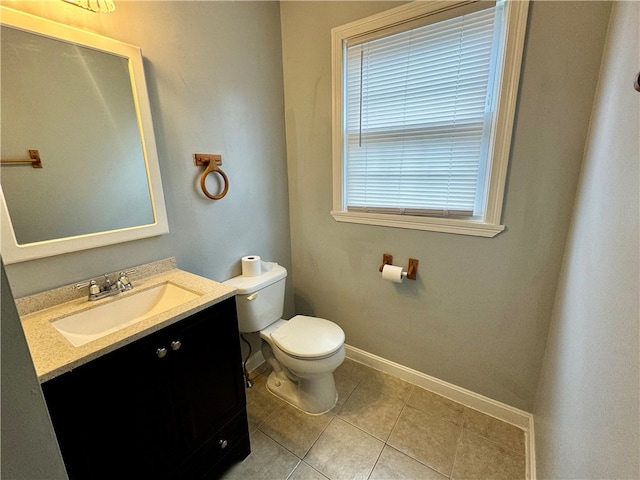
[0,7,169,264]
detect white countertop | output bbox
[19,264,235,383]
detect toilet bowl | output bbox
[224,262,345,414]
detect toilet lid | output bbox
[271,315,345,359]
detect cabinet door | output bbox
[168,297,246,456]
[43,332,181,479]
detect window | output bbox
[331,0,529,237]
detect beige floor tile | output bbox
[251,361,272,377]
[451,430,526,480]
[359,368,414,402]
[239,359,529,480]
[246,376,286,430]
[463,408,526,455]
[259,402,333,458]
[407,387,466,426]
[388,405,462,476]
[370,446,448,480]
[304,417,385,480]
[288,461,329,480]
[334,357,373,383]
[337,384,405,441]
[333,368,360,412]
[219,430,300,480]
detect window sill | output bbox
[330,210,505,238]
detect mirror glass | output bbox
[0,7,169,264]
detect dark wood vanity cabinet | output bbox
[42,297,250,479]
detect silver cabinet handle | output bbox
[170,340,182,351]
[156,347,168,358]
[219,439,228,449]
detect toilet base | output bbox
[265,370,338,415]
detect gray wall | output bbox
[1,260,68,479]
[534,2,640,477]
[3,1,294,321]
[280,1,611,411]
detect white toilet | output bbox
[224,262,345,415]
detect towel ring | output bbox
[194,153,229,200]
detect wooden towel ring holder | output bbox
[194,153,229,200]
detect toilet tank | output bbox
[223,263,287,333]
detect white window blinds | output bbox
[345,3,504,217]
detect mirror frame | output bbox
[0,7,169,264]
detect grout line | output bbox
[301,412,337,461]
[386,403,407,444]
[463,429,526,457]
[284,459,303,480]
[366,443,387,480]
[448,421,466,479]
[387,403,463,478]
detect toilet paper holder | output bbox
[379,254,418,280]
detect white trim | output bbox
[527,411,537,480]
[246,350,266,375]
[331,210,505,238]
[331,0,529,237]
[330,0,482,43]
[483,0,530,225]
[345,344,536,479]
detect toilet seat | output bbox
[271,315,345,360]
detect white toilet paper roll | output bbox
[241,255,261,276]
[382,264,405,283]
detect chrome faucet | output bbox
[76,269,136,301]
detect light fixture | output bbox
[61,0,115,13]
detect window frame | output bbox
[331,0,529,237]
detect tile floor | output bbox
[220,358,526,480]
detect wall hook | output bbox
[194,153,229,200]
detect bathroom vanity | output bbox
[17,260,250,479]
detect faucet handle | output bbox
[89,280,100,295]
[117,269,136,291]
[76,279,100,295]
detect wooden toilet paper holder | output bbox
[379,254,419,280]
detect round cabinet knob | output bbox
[156,347,168,358]
[170,340,182,351]
[219,439,228,449]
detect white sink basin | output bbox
[52,282,201,347]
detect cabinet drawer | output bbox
[176,408,251,479]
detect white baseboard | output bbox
[344,344,536,480]
[246,350,266,374]
[247,344,535,479]
[345,345,531,428]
